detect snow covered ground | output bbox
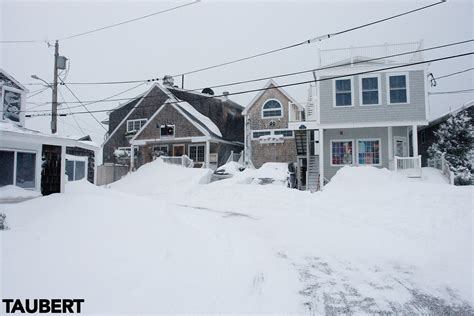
[1,161,472,314]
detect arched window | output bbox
[261,99,282,118]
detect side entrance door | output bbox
[394,136,407,157]
[172,144,185,157]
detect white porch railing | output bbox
[226,150,242,164]
[288,101,318,123]
[161,155,194,168]
[428,154,454,185]
[394,155,422,178]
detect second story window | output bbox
[262,99,282,118]
[160,124,175,137]
[360,76,380,105]
[334,79,353,106]
[388,74,409,104]
[126,118,147,133]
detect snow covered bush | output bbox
[428,110,474,185]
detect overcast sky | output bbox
[1,0,473,143]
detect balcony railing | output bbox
[161,155,194,168]
[318,41,424,67]
[428,154,454,185]
[289,101,318,123]
[394,155,422,178]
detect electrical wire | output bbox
[433,67,474,80]
[60,80,108,131]
[24,51,473,117]
[428,88,474,95]
[0,1,200,43]
[58,87,87,135]
[26,87,50,99]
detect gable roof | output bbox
[0,69,28,92]
[242,79,298,115]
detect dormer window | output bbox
[261,99,282,118]
[126,118,147,133]
[160,124,175,137]
[2,86,22,123]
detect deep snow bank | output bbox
[110,158,212,198]
[0,185,42,202]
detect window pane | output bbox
[16,152,36,188]
[197,146,205,162]
[160,125,175,136]
[332,141,353,165]
[253,131,271,138]
[390,89,407,103]
[389,75,406,88]
[358,140,380,165]
[263,100,281,109]
[75,161,86,180]
[362,77,378,90]
[362,91,379,105]
[263,110,282,117]
[3,90,21,122]
[336,93,351,106]
[66,160,74,181]
[0,151,14,187]
[274,130,293,137]
[335,79,351,92]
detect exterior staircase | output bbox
[307,155,319,192]
[294,130,307,155]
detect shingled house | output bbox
[102,78,244,170]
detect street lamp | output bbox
[30,74,57,133]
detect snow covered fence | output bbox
[0,213,8,230]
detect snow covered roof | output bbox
[419,100,474,131]
[0,121,99,151]
[0,69,28,92]
[175,101,222,137]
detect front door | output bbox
[394,137,407,157]
[172,144,185,157]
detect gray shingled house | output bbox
[245,42,429,191]
[102,78,244,170]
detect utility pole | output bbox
[51,40,59,134]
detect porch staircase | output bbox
[307,155,319,192]
[294,130,307,155]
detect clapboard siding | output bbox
[319,70,426,124]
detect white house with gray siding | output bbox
[284,41,429,191]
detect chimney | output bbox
[223,91,229,99]
[162,75,174,87]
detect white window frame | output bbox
[251,129,294,139]
[188,144,206,162]
[359,74,381,106]
[0,148,37,189]
[330,139,354,166]
[261,99,283,119]
[1,85,24,124]
[153,145,169,155]
[386,72,410,105]
[117,146,138,158]
[65,154,88,181]
[126,118,147,133]
[160,124,176,138]
[333,77,354,107]
[356,138,382,166]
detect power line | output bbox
[26,87,50,99]
[429,88,474,95]
[22,0,447,87]
[58,87,86,135]
[26,40,473,108]
[60,81,108,131]
[24,51,473,117]
[433,67,474,80]
[0,1,200,43]
[170,0,446,78]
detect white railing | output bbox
[318,41,423,67]
[288,101,318,123]
[427,154,454,185]
[161,155,194,168]
[394,155,422,178]
[226,150,242,164]
[441,155,455,185]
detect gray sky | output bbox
[1,0,473,143]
